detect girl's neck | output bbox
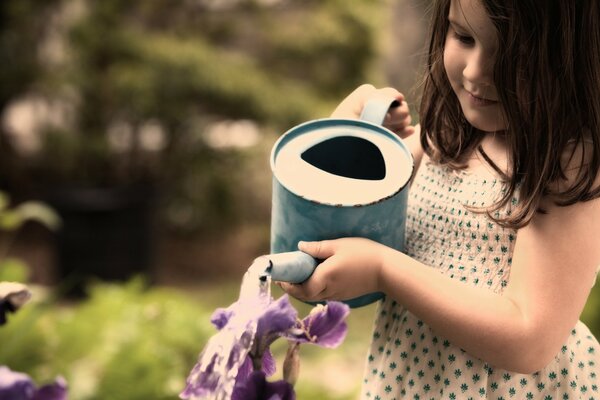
[466,131,510,179]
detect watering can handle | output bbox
[359,97,401,126]
[267,251,319,284]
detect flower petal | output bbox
[180,353,219,398]
[33,377,68,400]
[0,366,67,400]
[183,294,297,399]
[232,371,295,400]
[255,295,297,341]
[262,348,277,377]
[210,307,234,330]
[287,301,350,348]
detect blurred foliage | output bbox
[0,0,386,232]
[0,279,363,400]
[0,279,215,400]
[0,191,61,232]
[0,190,60,282]
[582,283,600,340]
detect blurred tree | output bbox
[0,0,61,190]
[0,0,384,232]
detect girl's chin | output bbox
[460,104,507,132]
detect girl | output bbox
[279,0,600,398]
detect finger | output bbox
[396,125,416,139]
[345,84,378,117]
[298,240,336,259]
[384,113,412,129]
[278,282,304,300]
[378,87,405,104]
[279,280,327,302]
[356,85,405,113]
[386,115,413,132]
[386,100,410,118]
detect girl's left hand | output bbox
[277,238,390,302]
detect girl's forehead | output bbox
[449,0,496,43]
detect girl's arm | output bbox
[379,190,600,373]
[280,163,600,375]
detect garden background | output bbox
[1,1,599,399]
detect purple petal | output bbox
[261,348,276,377]
[255,295,297,342]
[226,329,253,371]
[210,307,234,330]
[180,353,219,398]
[33,377,68,400]
[233,350,275,390]
[236,356,253,382]
[287,302,350,348]
[232,371,295,400]
[0,366,35,400]
[0,367,67,400]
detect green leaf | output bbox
[0,192,9,212]
[0,258,31,282]
[14,201,62,230]
[0,210,24,231]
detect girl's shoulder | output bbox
[549,136,600,196]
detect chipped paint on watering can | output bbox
[270,98,414,308]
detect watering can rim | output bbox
[270,117,415,207]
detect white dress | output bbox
[360,159,600,400]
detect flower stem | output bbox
[283,341,300,386]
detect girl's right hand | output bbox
[331,84,416,139]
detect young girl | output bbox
[279,0,600,398]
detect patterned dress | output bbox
[360,159,600,400]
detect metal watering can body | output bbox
[269,98,414,308]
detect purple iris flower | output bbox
[231,371,294,400]
[0,366,67,400]
[181,290,350,400]
[212,294,298,346]
[181,295,297,399]
[286,302,350,348]
[211,294,297,370]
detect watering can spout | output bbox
[262,251,319,284]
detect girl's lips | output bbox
[466,90,498,106]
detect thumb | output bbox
[298,240,335,259]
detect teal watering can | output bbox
[269,98,414,308]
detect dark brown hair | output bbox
[419,0,600,228]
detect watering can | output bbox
[268,97,414,308]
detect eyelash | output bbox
[453,31,475,46]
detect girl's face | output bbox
[444,0,507,132]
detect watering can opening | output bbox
[300,135,386,181]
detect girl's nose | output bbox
[463,49,493,84]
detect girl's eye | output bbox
[453,32,475,46]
